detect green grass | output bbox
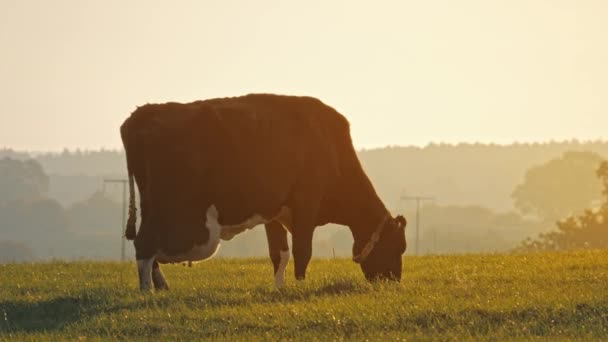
[1,251,607,341]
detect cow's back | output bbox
[196,94,345,223]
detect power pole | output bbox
[400,195,435,256]
[103,178,128,261]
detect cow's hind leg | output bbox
[265,221,290,287]
[152,260,169,290]
[134,232,158,291]
[136,257,155,291]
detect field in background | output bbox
[1,251,607,340]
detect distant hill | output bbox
[3,141,608,258]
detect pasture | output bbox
[1,251,607,340]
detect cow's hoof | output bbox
[154,283,169,291]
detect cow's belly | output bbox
[156,205,292,264]
[220,206,292,240]
[156,243,220,264]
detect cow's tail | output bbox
[125,171,137,240]
[121,119,138,240]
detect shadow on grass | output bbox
[1,297,91,333]
[252,278,374,304]
[0,289,142,334]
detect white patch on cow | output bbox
[220,214,268,240]
[137,257,155,291]
[221,206,293,240]
[156,205,222,264]
[275,208,293,234]
[274,249,290,287]
[155,205,293,265]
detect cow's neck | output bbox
[350,195,389,245]
[321,186,389,246]
[343,160,391,244]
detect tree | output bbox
[0,157,49,203]
[517,161,608,251]
[67,191,122,234]
[599,161,608,204]
[512,151,604,222]
[0,198,70,241]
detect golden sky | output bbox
[1,0,607,150]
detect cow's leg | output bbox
[136,256,155,291]
[151,260,169,290]
[265,221,290,287]
[134,232,157,291]
[289,172,324,281]
[292,225,314,281]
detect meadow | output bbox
[1,251,607,341]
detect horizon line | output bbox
[2,137,608,155]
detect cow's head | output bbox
[353,215,407,281]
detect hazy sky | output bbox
[1,0,607,151]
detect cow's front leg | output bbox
[265,221,290,287]
[152,260,169,290]
[292,226,314,281]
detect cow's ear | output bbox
[395,215,407,230]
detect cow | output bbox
[120,94,407,291]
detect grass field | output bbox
[1,251,607,341]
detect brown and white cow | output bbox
[120,94,407,290]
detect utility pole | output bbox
[103,178,128,261]
[400,195,435,256]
